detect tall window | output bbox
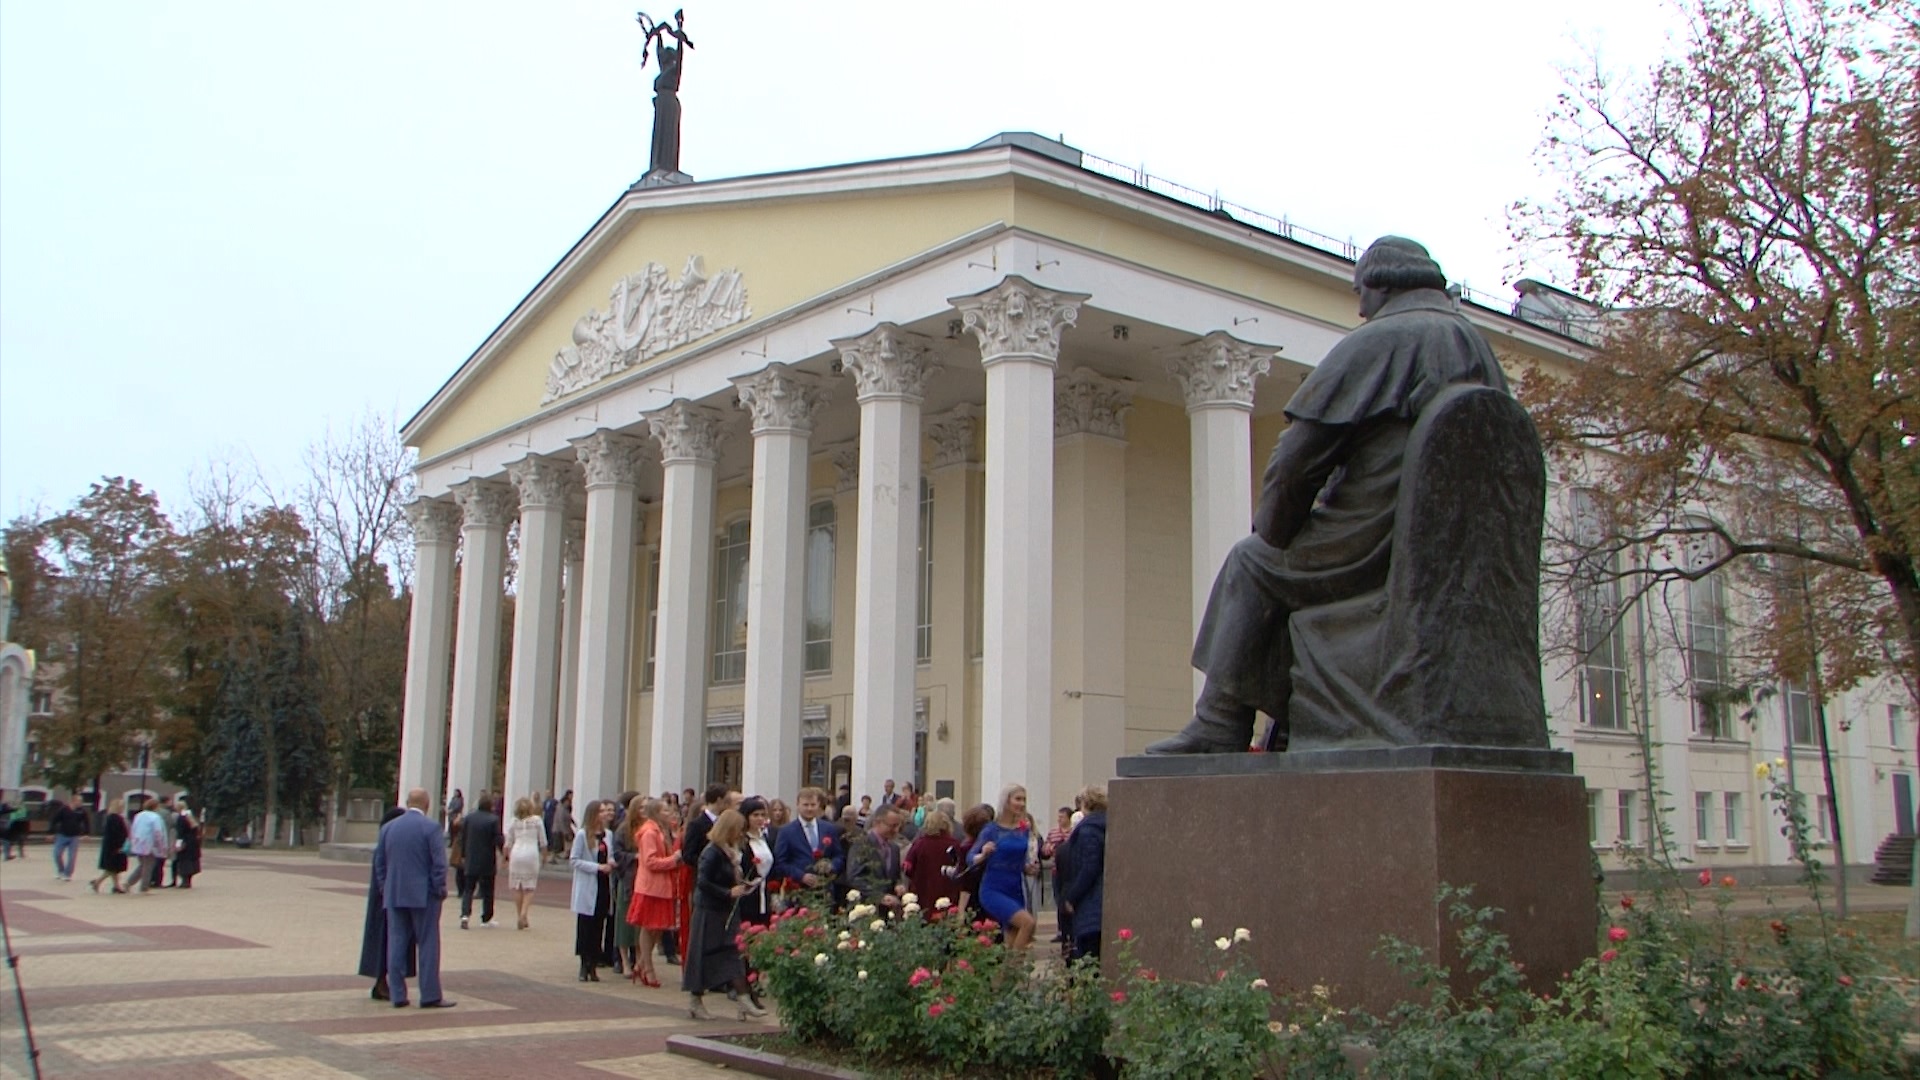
[1723,792,1743,843]
[1891,703,1907,747]
[1616,789,1636,846]
[712,520,750,683]
[642,548,660,690]
[916,478,934,662]
[804,500,835,674]
[1694,791,1714,845]
[1815,795,1834,842]
[1686,555,1733,737]
[1572,491,1630,729]
[1784,680,1815,746]
[1586,789,1602,845]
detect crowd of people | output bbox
[0,792,203,894]
[368,776,1112,1024]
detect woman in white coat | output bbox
[569,800,616,981]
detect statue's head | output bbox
[1353,236,1447,319]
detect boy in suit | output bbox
[771,786,845,896]
[374,788,454,1009]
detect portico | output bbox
[394,134,1433,815]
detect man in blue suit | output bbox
[771,786,845,899]
[374,788,455,1009]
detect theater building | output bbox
[397,133,1910,877]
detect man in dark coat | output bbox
[680,783,730,872]
[374,788,453,1008]
[359,805,412,1000]
[1147,236,1512,754]
[458,794,504,929]
[1059,790,1108,961]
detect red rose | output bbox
[812,848,824,859]
[1110,990,1127,1003]
[1619,896,1634,910]
[1601,948,1618,963]
[1608,926,1628,943]
[822,836,834,847]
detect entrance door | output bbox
[802,743,829,792]
[709,748,742,792]
[1896,773,1915,836]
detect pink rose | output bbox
[1608,926,1628,943]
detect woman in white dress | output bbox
[506,796,548,930]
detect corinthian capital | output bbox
[925,404,980,469]
[644,399,728,464]
[949,275,1088,367]
[571,430,651,488]
[732,363,830,435]
[1165,331,1277,411]
[406,497,464,544]
[450,478,517,530]
[832,323,940,404]
[507,455,579,510]
[1054,368,1135,440]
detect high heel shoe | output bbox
[688,997,713,1020]
[643,971,661,988]
[739,1000,768,1020]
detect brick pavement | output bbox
[0,843,755,1078]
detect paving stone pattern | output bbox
[0,844,755,1078]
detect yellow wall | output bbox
[416,185,1015,459]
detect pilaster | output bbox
[552,518,587,797]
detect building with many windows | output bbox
[395,133,1913,877]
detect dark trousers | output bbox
[1071,931,1101,961]
[459,873,495,923]
[386,901,444,1005]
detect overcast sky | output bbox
[0,0,1678,520]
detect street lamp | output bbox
[137,736,152,804]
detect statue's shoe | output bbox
[1142,723,1249,755]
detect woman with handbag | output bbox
[681,809,765,1021]
[89,798,130,894]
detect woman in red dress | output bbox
[625,798,679,987]
[668,805,693,967]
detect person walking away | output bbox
[627,798,678,987]
[446,810,468,915]
[458,795,504,929]
[127,797,168,895]
[52,796,89,882]
[1059,786,1108,961]
[172,809,203,888]
[445,788,464,825]
[1042,807,1072,940]
[902,810,963,916]
[0,795,22,861]
[90,798,130,893]
[570,800,616,981]
[611,795,644,975]
[968,786,1039,949]
[359,805,411,1000]
[157,796,180,887]
[374,788,454,1009]
[505,796,547,930]
[683,809,764,1021]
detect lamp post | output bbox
[137,736,151,805]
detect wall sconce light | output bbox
[936,720,950,743]
[834,726,847,747]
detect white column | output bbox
[645,401,727,794]
[551,519,586,798]
[1053,368,1133,797]
[1167,332,1273,687]
[396,498,462,806]
[952,276,1086,812]
[501,455,574,807]
[570,431,648,803]
[734,364,829,799]
[444,478,516,807]
[834,323,941,805]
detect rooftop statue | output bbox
[637,9,694,183]
[1145,236,1548,757]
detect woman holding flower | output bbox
[902,810,963,917]
[969,785,1040,950]
[683,809,766,1021]
[626,798,679,987]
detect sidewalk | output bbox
[0,842,747,1079]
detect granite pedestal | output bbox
[1104,748,1595,1016]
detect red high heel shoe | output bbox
[642,971,661,988]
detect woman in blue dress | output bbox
[967,785,1039,950]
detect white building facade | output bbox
[395,135,1913,877]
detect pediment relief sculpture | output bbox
[542,255,751,403]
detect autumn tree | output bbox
[23,479,177,803]
[1515,0,1917,921]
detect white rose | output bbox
[934,897,952,910]
[838,930,851,941]
[903,903,921,915]
[901,892,918,905]
[1233,927,1252,943]
[857,970,868,981]
[814,953,829,966]
[1251,978,1269,990]
[1215,937,1231,951]
[846,889,863,903]
[1191,917,1204,930]
[835,940,853,950]
[870,919,886,931]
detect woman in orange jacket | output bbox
[625,798,681,988]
